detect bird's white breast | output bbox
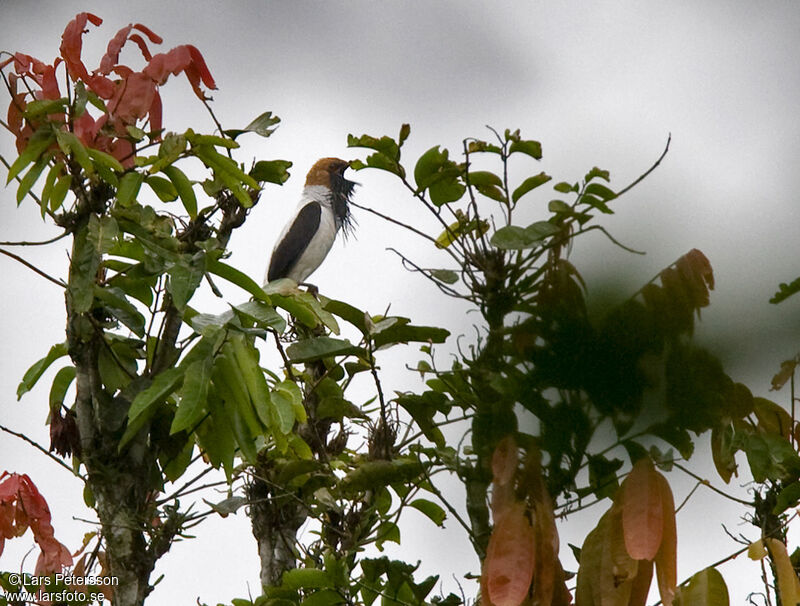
[269,186,338,283]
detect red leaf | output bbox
[60,13,103,82]
[143,44,216,99]
[483,501,536,606]
[99,24,137,74]
[491,436,517,518]
[128,34,154,61]
[492,436,517,486]
[109,72,157,123]
[35,537,73,575]
[0,472,73,574]
[654,473,677,606]
[147,88,163,135]
[99,23,162,75]
[525,451,561,606]
[621,458,663,560]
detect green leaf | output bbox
[120,367,184,449]
[771,277,800,305]
[17,342,69,399]
[195,387,236,477]
[150,133,188,173]
[16,156,50,205]
[206,258,270,303]
[224,111,281,139]
[232,300,286,333]
[171,357,212,434]
[117,172,144,207]
[6,128,56,183]
[88,147,124,173]
[68,222,102,313]
[475,184,507,202]
[282,568,332,590]
[167,255,206,311]
[272,380,303,432]
[146,175,178,202]
[467,139,503,154]
[511,171,551,203]
[249,159,293,184]
[73,81,88,117]
[324,299,369,333]
[774,481,800,515]
[49,173,72,212]
[675,567,729,606]
[375,521,401,549]
[468,171,503,187]
[548,199,571,213]
[584,182,617,201]
[372,322,449,349]
[48,366,76,414]
[359,151,404,176]
[742,432,800,483]
[88,214,119,253]
[40,161,63,216]
[553,182,577,194]
[341,459,424,494]
[287,337,363,363]
[508,139,543,160]
[429,179,465,206]
[650,423,695,460]
[126,125,146,141]
[429,269,459,284]
[186,131,240,149]
[216,346,262,438]
[127,367,184,424]
[231,335,272,430]
[491,225,547,250]
[94,285,146,337]
[56,131,93,176]
[162,165,197,218]
[22,97,69,119]
[711,424,737,484]
[585,166,610,182]
[347,133,400,161]
[414,145,448,190]
[269,291,320,329]
[192,144,258,206]
[396,393,447,446]
[398,123,411,146]
[409,498,446,526]
[301,589,346,606]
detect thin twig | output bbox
[615,134,672,199]
[572,224,646,255]
[675,480,703,514]
[673,462,752,506]
[386,247,472,301]
[0,422,81,477]
[0,232,69,246]
[0,248,65,287]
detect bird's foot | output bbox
[298,282,319,298]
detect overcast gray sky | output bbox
[2,1,800,603]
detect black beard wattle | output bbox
[330,172,357,239]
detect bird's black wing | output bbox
[267,201,321,281]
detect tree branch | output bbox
[0,248,65,287]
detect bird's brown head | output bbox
[305,157,357,238]
[305,157,351,188]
